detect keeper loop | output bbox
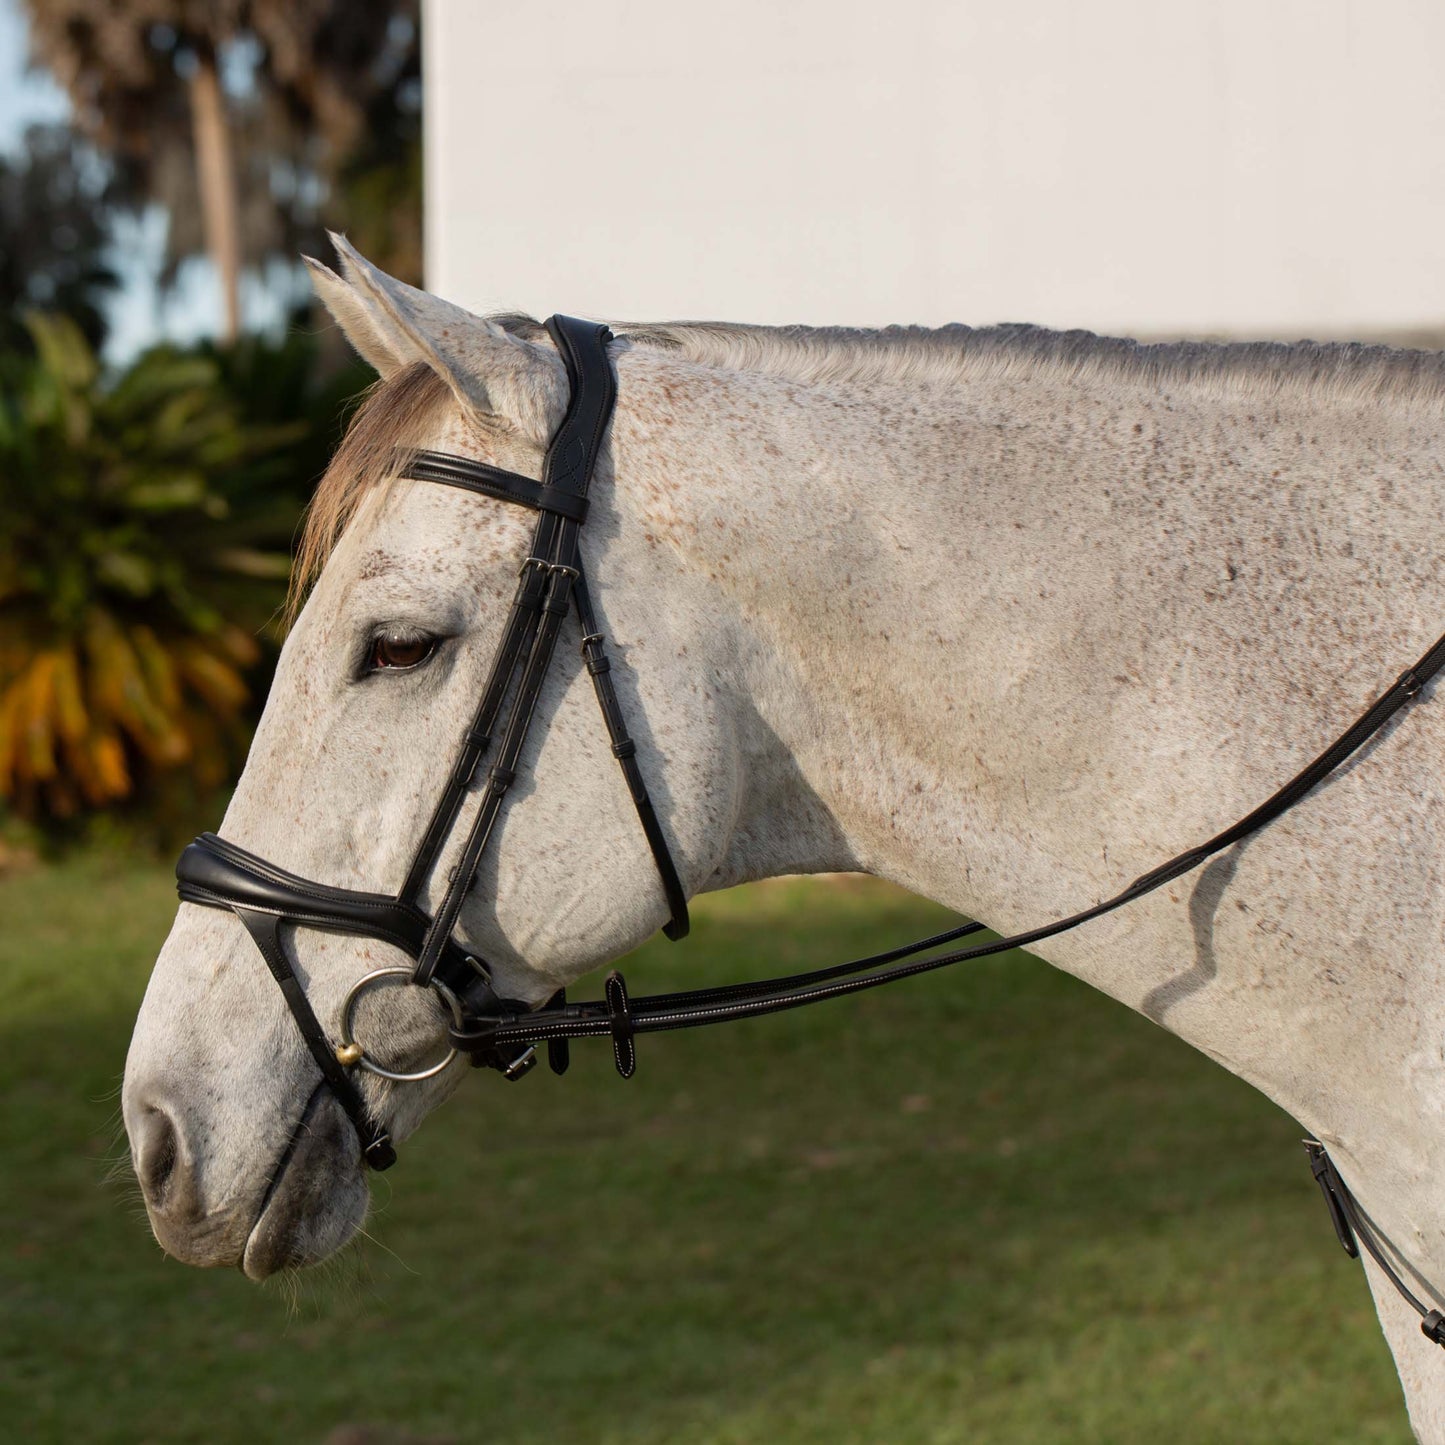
[541,569,576,616]
[537,487,589,522]
[604,970,637,1078]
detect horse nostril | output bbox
[134,1104,183,1210]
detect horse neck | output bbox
[615,338,1445,1426]
[612,340,1445,1103]
[619,343,1428,884]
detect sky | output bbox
[1,0,292,362]
[0,0,66,144]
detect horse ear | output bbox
[305,255,419,377]
[320,233,566,445]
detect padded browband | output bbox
[177,833,480,987]
[402,449,590,522]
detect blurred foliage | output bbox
[332,17,423,286]
[2,1,409,844]
[0,313,370,842]
[0,123,121,353]
[24,0,424,300]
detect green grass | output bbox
[0,856,1411,1444]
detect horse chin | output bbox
[241,1087,371,1281]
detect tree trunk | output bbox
[188,47,242,342]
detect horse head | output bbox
[122,239,761,1277]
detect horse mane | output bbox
[612,318,1445,408]
[293,313,1445,617]
[483,307,1445,406]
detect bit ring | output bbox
[337,967,464,1082]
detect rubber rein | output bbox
[174,314,1445,1347]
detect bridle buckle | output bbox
[503,1045,538,1080]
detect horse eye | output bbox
[369,634,437,671]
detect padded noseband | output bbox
[177,833,480,987]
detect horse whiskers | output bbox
[353,1221,418,1278]
[267,1241,367,1323]
[314,1240,374,1313]
[270,1265,303,1320]
[103,1168,138,1198]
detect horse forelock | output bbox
[289,362,452,621]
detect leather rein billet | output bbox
[175,314,1445,1346]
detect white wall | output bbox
[424,0,1445,338]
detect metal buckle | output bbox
[337,967,465,1082]
[503,1045,538,1080]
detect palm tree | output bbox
[23,0,421,341]
[0,122,121,353]
[0,313,293,822]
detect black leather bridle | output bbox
[176,313,1445,1346]
[178,316,688,1170]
